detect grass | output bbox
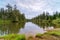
[36,33,43,37]
[0,34,26,40]
[35,33,43,38]
[35,30,60,38]
[0,31,60,40]
[45,30,60,36]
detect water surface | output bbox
[19,22,46,36]
[0,22,54,36]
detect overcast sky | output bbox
[0,0,60,19]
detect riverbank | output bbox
[0,28,60,40]
[0,34,25,40]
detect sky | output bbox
[0,0,60,19]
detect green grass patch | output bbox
[45,30,60,36]
[0,34,26,40]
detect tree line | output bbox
[31,12,60,27]
[0,4,26,23]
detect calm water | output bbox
[19,22,46,36]
[0,22,54,36]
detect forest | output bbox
[31,11,60,27]
[0,4,60,26]
[0,4,26,24]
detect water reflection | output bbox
[33,22,54,28]
[0,22,25,36]
[0,22,54,36]
[19,22,46,36]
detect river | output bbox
[0,22,54,36]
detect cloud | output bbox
[0,0,60,19]
[16,0,53,12]
[15,0,48,11]
[14,0,54,18]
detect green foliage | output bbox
[52,18,60,27]
[15,34,25,40]
[0,4,26,23]
[31,11,60,27]
[52,18,60,24]
[0,19,11,24]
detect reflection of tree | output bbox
[0,22,25,35]
[33,22,53,28]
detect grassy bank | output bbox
[0,30,60,40]
[35,30,60,40]
[0,34,26,40]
